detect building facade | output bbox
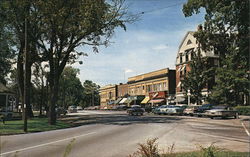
[127,68,176,97]
[175,30,219,104]
[99,84,118,109]
[117,83,128,98]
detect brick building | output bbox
[175,31,219,104]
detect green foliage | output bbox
[128,138,160,157]
[0,117,70,135]
[58,66,84,108]
[0,20,15,84]
[182,0,249,106]
[208,54,250,106]
[182,51,214,105]
[81,80,100,107]
[234,106,250,116]
[129,139,249,157]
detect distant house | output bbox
[0,82,16,115]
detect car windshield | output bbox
[131,105,140,108]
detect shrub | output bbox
[234,106,250,115]
[199,144,221,157]
[128,138,160,157]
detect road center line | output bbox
[0,132,96,156]
[241,122,250,136]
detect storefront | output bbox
[149,91,168,106]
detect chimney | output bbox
[197,24,203,31]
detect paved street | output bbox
[1,110,249,157]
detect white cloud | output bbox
[125,69,134,73]
[152,44,168,51]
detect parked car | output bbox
[204,106,238,119]
[152,105,167,115]
[164,105,187,115]
[127,105,145,116]
[183,105,201,116]
[195,104,215,116]
[144,105,155,113]
[56,107,67,116]
[68,106,77,113]
[84,106,100,110]
[77,106,83,111]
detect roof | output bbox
[178,31,195,52]
[0,82,14,94]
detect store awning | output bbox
[141,96,150,104]
[119,98,127,104]
[177,65,182,72]
[149,99,165,104]
[177,82,181,88]
[114,98,122,104]
[181,64,186,71]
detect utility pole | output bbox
[23,18,28,132]
[92,90,94,106]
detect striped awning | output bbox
[149,99,165,104]
[119,98,127,104]
[141,96,150,104]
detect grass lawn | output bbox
[0,117,71,135]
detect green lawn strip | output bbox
[0,117,71,135]
[162,151,249,157]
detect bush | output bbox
[234,106,250,115]
[128,138,160,157]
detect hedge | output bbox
[234,106,250,116]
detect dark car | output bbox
[56,107,67,116]
[127,105,145,116]
[195,104,215,116]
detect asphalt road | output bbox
[1,110,249,157]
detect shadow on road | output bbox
[59,113,183,127]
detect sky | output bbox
[73,0,205,87]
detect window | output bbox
[190,51,194,60]
[180,55,182,63]
[187,39,192,45]
[185,53,189,62]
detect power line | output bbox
[138,2,184,15]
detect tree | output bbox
[1,0,135,124]
[208,55,249,106]
[0,0,47,118]
[181,50,214,105]
[182,0,249,106]
[34,0,134,124]
[0,13,15,85]
[58,67,84,109]
[82,80,100,107]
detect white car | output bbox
[204,106,238,119]
[77,106,83,110]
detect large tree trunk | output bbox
[26,62,34,118]
[48,76,59,125]
[17,51,25,120]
